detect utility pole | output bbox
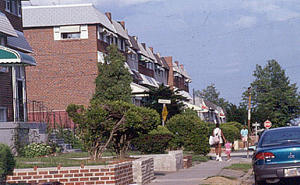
[247,87,252,159]
[247,87,252,135]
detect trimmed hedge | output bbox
[166,112,210,155]
[22,143,52,158]
[0,144,15,181]
[133,126,173,154]
[220,124,240,143]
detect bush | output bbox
[22,143,52,158]
[225,122,243,130]
[0,144,15,181]
[166,112,210,155]
[133,126,173,154]
[220,124,240,143]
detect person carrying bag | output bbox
[209,123,226,161]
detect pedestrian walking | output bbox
[213,123,226,161]
[240,125,249,150]
[225,141,232,161]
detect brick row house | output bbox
[21,3,219,127]
[0,0,49,148]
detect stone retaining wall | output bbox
[6,162,133,185]
[132,157,154,185]
[132,150,183,172]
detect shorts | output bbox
[225,150,231,155]
[242,136,248,142]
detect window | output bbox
[97,51,105,63]
[0,66,9,73]
[6,0,20,16]
[54,25,88,40]
[0,107,7,122]
[120,39,124,51]
[61,32,80,39]
[0,36,5,46]
[99,32,104,40]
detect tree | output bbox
[67,101,160,159]
[245,60,300,127]
[225,103,248,124]
[93,45,132,103]
[166,111,210,155]
[143,84,188,120]
[195,83,228,109]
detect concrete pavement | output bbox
[149,154,251,185]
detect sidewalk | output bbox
[149,155,251,185]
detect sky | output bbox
[24,0,300,104]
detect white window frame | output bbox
[5,0,11,12]
[54,25,88,40]
[17,0,21,17]
[0,107,7,122]
[97,51,105,63]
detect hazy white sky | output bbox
[23,0,300,104]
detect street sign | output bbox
[264,120,272,129]
[162,105,168,122]
[158,99,171,104]
[252,123,260,127]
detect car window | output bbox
[261,129,300,147]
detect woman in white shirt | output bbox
[213,123,226,161]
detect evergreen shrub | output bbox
[22,143,52,158]
[0,144,15,181]
[133,126,173,154]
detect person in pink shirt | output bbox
[225,141,232,161]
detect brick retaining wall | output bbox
[183,156,192,169]
[6,162,133,185]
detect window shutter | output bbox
[80,25,88,39]
[53,27,60,40]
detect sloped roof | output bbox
[7,30,33,53]
[128,36,139,51]
[137,42,150,58]
[145,47,156,62]
[154,53,163,66]
[0,12,17,37]
[22,4,116,32]
[112,20,129,40]
[160,57,170,70]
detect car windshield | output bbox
[261,129,300,147]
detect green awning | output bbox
[0,46,36,66]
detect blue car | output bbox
[253,127,300,185]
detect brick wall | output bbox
[163,57,174,89]
[183,156,192,169]
[24,25,98,111]
[0,68,14,121]
[132,157,154,185]
[6,162,133,185]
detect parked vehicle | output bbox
[252,127,300,185]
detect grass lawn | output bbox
[183,151,210,164]
[16,151,143,169]
[224,163,252,173]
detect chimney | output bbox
[118,21,125,29]
[105,12,112,23]
[175,61,179,66]
[180,64,184,70]
[149,47,154,53]
[141,43,146,50]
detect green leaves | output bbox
[0,144,15,180]
[93,45,132,103]
[246,60,300,127]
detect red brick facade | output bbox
[6,162,133,185]
[24,25,99,111]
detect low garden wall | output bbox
[183,156,192,169]
[6,161,133,185]
[132,150,183,172]
[132,157,154,185]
